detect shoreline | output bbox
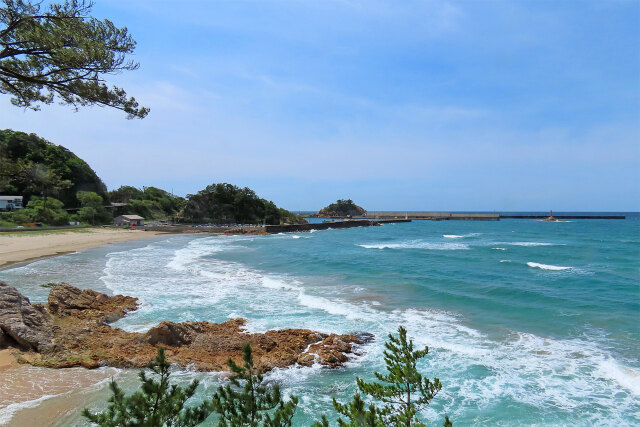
[0,228,174,271]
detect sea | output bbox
[1,213,638,426]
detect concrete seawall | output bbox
[353,212,500,221]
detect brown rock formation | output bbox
[0,281,54,352]
[1,282,364,373]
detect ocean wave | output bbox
[492,247,506,251]
[527,262,572,271]
[443,233,481,239]
[84,234,639,423]
[358,241,470,250]
[509,242,564,247]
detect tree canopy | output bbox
[0,0,148,118]
[316,199,366,217]
[183,183,304,225]
[107,185,185,220]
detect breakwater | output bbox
[354,212,499,221]
[265,219,410,233]
[500,215,626,219]
[352,212,626,221]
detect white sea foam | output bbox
[527,262,572,271]
[358,241,470,250]
[596,358,640,396]
[48,233,639,424]
[510,242,564,247]
[500,260,511,263]
[492,247,506,251]
[0,394,58,425]
[443,233,481,239]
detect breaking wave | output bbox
[527,262,572,271]
[358,241,470,250]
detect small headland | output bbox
[0,281,369,373]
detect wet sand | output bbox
[0,228,169,269]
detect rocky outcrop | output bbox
[2,283,365,373]
[313,199,367,218]
[48,283,138,324]
[0,281,54,352]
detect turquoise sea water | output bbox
[1,215,639,425]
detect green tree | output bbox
[83,347,212,427]
[77,190,111,224]
[211,343,298,426]
[183,183,304,225]
[21,163,72,209]
[313,394,385,427]
[0,129,108,207]
[0,0,148,118]
[16,195,68,224]
[320,326,450,427]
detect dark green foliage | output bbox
[15,196,68,224]
[356,326,443,426]
[211,343,299,426]
[83,347,212,427]
[107,185,185,220]
[0,0,148,118]
[321,326,450,427]
[312,394,385,427]
[77,190,111,224]
[317,199,366,217]
[183,183,305,225]
[0,129,107,207]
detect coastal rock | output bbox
[0,283,367,373]
[0,281,54,352]
[48,283,138,324]
[145,321,195,347]
[306,334,360,367]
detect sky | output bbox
[1,0,639,211]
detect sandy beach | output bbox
[0,228,169,426]
[0,228,168,269]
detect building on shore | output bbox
[114,215,144,227]
[0,196,23,211]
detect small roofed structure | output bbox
[114,215,144,227]
[0,196,23,211]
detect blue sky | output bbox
[1,0,639,210]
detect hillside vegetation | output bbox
[183,183,305,225]
[0,129,107,207]
[0,130,301,227]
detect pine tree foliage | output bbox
[211,343,299,427]
[0,0,148,118]
[319,326,451,427]
[82,347,212,427]
[356,326,443,426]
[312,393,385,427]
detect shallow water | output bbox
[1,216,638,425]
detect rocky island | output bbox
[0,281,368,373]
[312,199,367,218]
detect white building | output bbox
[114,215,144,227]
[0,196,23,211]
